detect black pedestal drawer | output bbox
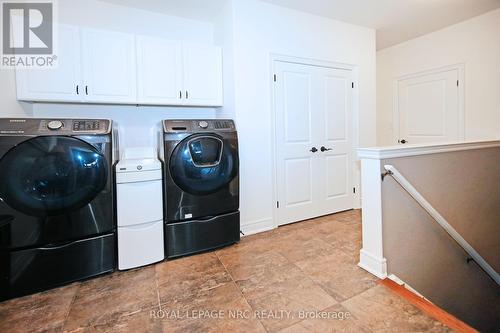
[166,211,240,259]
[0,233,115,301]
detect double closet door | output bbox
[274,61,354,226]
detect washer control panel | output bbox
[164,120,236,133]
[47,120,64,131]
[72,120,102,132]
[0,119,111,136]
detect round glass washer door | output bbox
[169,134,238,195]
[0,136,108,217]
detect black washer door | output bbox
[0,136,108,217]
[170,134,237,195]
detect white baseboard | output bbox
[358,249,388,279]
[388,274,426,299]
[387,274,405,285]
[241,218,275,236]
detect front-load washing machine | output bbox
[0,118,116,301]
[162,119,240,258]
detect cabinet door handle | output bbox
[310,147,318,153]
[179,91,182,99]
[85,85,88,95]
[320,146,333,152]
[186,91,189,99]
[76,85,79,95]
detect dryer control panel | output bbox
[163,120,236,134]
[0,119,111,136]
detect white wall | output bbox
[0,0,217,150]
[229,0,376,234]
[212,0,236,120]
[377,8,500,146]
[1,0,377,234]
[56,0,214,41]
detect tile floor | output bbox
[0,210,453,333]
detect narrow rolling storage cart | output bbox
[116,148,164,270]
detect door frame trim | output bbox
[392,63,465,145]
[269,54,360,228]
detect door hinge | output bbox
[273,74,277,82]
[277,201,280,208]
[353,187,356,194]
[352,82,354,88]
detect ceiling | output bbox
[263,0,500,49]
[100,0,500,50]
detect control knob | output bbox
[199,121,209,129]
[47,120,63,131]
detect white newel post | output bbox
[358,157,387,278]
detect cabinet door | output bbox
[16,24,82,102]
[136,36,183,105]
[183,44,223,106]
[82,29,137,104]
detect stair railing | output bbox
[382,164,500,286]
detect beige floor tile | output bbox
[155,252,232,305]
[278,304,370,333]
[217,248,291,282]
[63,309,163,333]
[342,285,452,332]
[63,267,158,331]
[275,237,338,263]
[295,250,378,301]
[217,229,285,258]
[1,210,455,333]
[326,209,361,223]
[158,282,266,333]
[0,283,79,333]
[243,267,338,332]
[273,219,319,235]
[234,263,300,295]
[316,222,362,260]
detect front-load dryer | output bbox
[162,119,240,258]
[0,118,116,301]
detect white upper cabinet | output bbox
[82,29,137,104]
[137,38,223,106]
[15,24,223,107]
[183,44,223,106]
[136,36,183,105]
[16,24,83,102]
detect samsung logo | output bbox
[9,119,26,123]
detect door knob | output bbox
[398,139,408,144]
[320,146,333,152]
[310,147,318,153]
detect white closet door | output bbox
[16,24,83,102]
[136,36,183,105]
[274,61,321,226]
[317,68,353,216]
[82,28,137,104]
[274,61,354,226]
[397,69,460,145]
[182,43,223,106]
